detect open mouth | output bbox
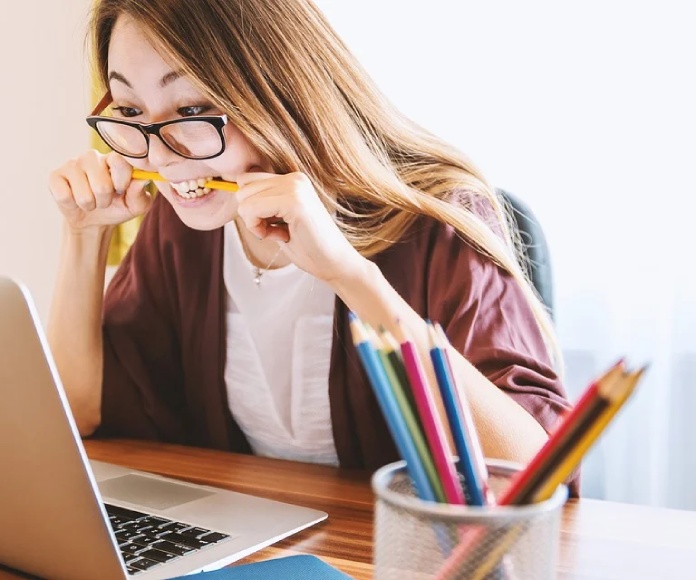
[169,177,220,200]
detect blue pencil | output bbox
[434,323,494,505]
[427,323,486,506]
[348,313,436,502]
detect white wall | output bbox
[0,0,92,320]
[315,0,695,295]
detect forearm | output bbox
[331,258,548,465]
[47,225,114,436]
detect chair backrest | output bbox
[496,189,554,319]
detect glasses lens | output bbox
[96,121,148,157]
[160,120,223,159]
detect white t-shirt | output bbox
[222,222,339,465]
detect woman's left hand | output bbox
[235,171,366,284]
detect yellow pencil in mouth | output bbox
[131,169,239,192]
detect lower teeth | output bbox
[178,188,210,199]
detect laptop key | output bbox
[116,529,144,542]
[156,521,189,533]
[199,532,230,543]
[122,553,140,563]
[120,522,153,534]
[160,533,211,549]
[129,557,160,571]
[130,535,163,548]
[138,516,171,527]
[138,548,178,563]
[105,504,149,521]
[152,540,195,556]
[178,526,213,539]
[121,543,146,555]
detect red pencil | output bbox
[498,360,625,506]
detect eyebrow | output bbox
[107,69,184,89]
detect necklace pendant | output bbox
[253,268,262,286]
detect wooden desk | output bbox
[4,439,696,579]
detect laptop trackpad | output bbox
[98,474,214,511]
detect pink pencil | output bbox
[394,321,465,505]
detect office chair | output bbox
[496,189,554,319]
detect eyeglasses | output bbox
[85,92,227,160]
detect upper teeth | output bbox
[171,177,213,199]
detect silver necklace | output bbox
[235,221,284,287]
[252,246,284,287]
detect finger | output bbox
[237,195,289,239]
[106,152,134,195]
[62,161,97,211]
[81,152,115,209]
[236,170,277,188]
[123,178,153,216]
[235,177,284,204]
[48,171,78,211]
[263,225,290,244]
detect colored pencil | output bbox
[367,328,447,503]
[393,321,464,506]
[429,324,513,577]
[348,314,436,502]
[381,330,422,431]
[436,362,645,580]
[131,169,239,192]
[434,323,494,505]
[469,524,526,580]
[427,323,485,506]
[532,366,645,502]
[497,360,625,506]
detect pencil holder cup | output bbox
[372,459,568,580]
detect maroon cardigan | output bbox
[97,195,578,495]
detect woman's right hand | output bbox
[49,150,152,231]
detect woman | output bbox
[48,0,574,489]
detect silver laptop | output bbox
[0,276,327,580]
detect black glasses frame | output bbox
[85,114,228,160]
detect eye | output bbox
[177,105,211,117]
[111,106,141,118]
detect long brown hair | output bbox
[90,0,560,365]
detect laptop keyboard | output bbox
[105,503,231,575]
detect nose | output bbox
[146,134,181,169]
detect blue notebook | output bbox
[174,555,354,579]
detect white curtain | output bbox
[559,237,696,509]
[317,0,696,509]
